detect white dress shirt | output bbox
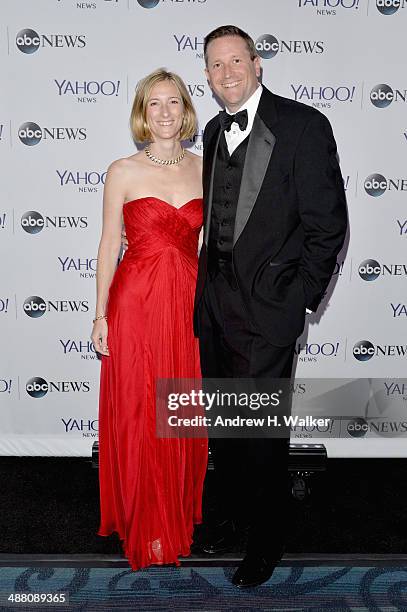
[224,84,262,156]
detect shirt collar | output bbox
[225,84,262,128]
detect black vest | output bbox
[209,132,249,259]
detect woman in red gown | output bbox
[91,69,208,571]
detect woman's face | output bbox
[146,79,184,142]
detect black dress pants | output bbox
[198,266,295,556]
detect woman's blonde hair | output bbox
[130,68,197,142]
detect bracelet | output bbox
[93,314,107,324]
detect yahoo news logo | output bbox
[364,174,407,196]
[376,0,407,14]
[397,220,407,236]
[332,260,345,275]
[370,84,407,108]
[384,381,407,397]
[16,29,86,54]
[61,418,98,434]
[353,340,407,361]
[59,339,97,358]
[291,84,356,107]
[298,0,360,9]
[295,341,340,363]
[0,379,13,394]
[58,257,97,279]
[23,296,89,318]
[21,211,88,234]
[26,377,90,398]
[18,122,87,146]
[173,35,204,57]
[255,34,324,59]
[56,170,106,193]
[358,259,407,281]
[54,79,121,101]
[0,298,10,314]
[391,303,407,317]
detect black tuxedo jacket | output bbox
[194,86,347,347]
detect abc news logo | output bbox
[353,340,407,361]
[376,0,406,14]
[137,0,206,7]
[23,296,89,318]
[137,0,160,6]
[358,259,407,281]
[370,84,407,108]
[18,122,87,146]
[347,417,369,437]
[16,29,86,54]
[347,416,407,438]
[255,34,324,59]
[21,211,88,234]
[364,174,407,196]
[26,377,90,398]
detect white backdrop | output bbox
[0,0,406,457]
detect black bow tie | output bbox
[219,109,248,132]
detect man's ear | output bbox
[254,55,261,78]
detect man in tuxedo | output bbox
[194,25,347,588]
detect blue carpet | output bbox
[1,565,406,611]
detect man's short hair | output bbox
[204,25,257,66]
[130,68,197,143]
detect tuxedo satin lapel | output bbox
[233,115,276,246]
[203,128,222,246]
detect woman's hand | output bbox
[91,318,109,356]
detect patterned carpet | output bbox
[1,565,406,611]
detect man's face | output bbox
[205,35,261,113]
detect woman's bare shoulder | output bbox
[107,152,146,176]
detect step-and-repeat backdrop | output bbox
[0,0,406,457]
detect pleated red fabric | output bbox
[97,197,208,571]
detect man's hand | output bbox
[121,229,129,251]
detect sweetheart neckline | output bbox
[123,196,202,211]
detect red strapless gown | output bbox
[97,196,208,571]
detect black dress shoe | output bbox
[202,519,238,554]
[231,552,280,588]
